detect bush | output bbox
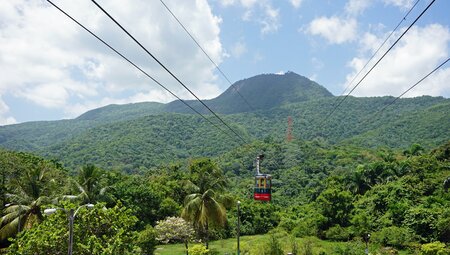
[302,239,314,255]
[372,226,417,249]
[293,222,316,237]
[324,225,352,241]
[188,244,209,255]
[136,225,158,255]
[333,241,365,255]
[420,242,449,255]
[262,231,284,255]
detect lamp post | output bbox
[44,203,94,255]
[237,200,241,255]
[363,233,371,255]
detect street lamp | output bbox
[363,233,371,254]
[237,201,241,255]
[44,203,94,255]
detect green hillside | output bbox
[76,101,165,122]
[0,73,448,171]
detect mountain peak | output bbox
[209,71,333,113]
[167,72,333,114]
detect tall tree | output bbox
[0,158,63,240]
[72,164,107,204]
[181,158,227,249]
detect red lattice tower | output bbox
[286,116,293,142]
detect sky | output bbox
[0,0,449,125]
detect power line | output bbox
[338,0,420,97]
[367,57,449,121]
[319,0,436,127]
[90,0,248,144]
[333,57,449,142]
[46,0,240,143]
[158,0,256,112]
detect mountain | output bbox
[76,102,165,122]
[166,72,333,113]
[0,72,449,171]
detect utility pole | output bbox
[237,201,241,255]
[286,116,293,142]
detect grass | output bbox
[155,233,416,255]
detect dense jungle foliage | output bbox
[0,139,449,254]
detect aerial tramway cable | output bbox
[336,0,421,100]
[90,0,249,145]
[46,0,242,144]
[362,57,450,124]
[158,0,256,112]
[319,0,436,128]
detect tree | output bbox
[0,159,64,240]
[403,143,425,157]
[6,203,138,255]
[182,158,227,249]
[155,217,195,255]
[316,186,353,229]
[72,164,107,204]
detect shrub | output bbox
[188,244,209,255]
[372,226,417,249]
[262,231,284,255]
[136,225,158,255]
[420,242,449,255]
[324,225,352,241]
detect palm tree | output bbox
[0,162,59,240]
[71,164,107,204]
[181,158,227,249]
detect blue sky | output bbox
[0,0,449,124]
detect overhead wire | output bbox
[158,0,256,112]
[318,0,436,127]
[90,0,249,144]
[364,57,449,122]
[334,57,449,142]
[46,0,240,143]
[337,0,421,98]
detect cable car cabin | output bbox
[254,174,272,201]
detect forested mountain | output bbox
[0,72,448,171]
[166,72,333,113]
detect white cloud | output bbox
[0,0,224,120]
[346,24,450,97]
[18,83,69,108]
[0,97,17,126]
[383,0,414,9]
[307,16,358,44]
[260,4,280,34]
[311,57,324,70]
[240,0,258,8]
[345,0,372,15]
[231,40,248,58]
[221,0,280,35]
[219,0,236,6]
[290,0,303,9]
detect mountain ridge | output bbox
[0,72,448,171]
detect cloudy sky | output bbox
[0,0,449,125]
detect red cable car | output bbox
[254,155,272,201]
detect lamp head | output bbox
[44,208,57,215]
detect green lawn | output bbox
[155,234,414,255]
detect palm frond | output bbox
[0,216,20,240]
